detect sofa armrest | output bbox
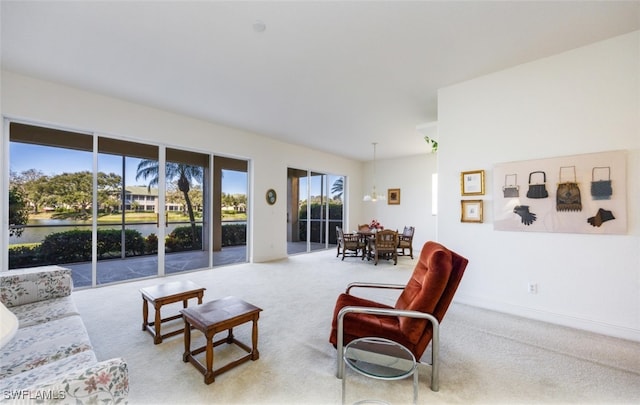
[24,358,129,404]
[0,266,73,308]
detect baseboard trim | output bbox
[454,294,640,343]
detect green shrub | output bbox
[96,229,145,258]
[40,229,92,263]
[8,245,40,268]
[145,233,158,254]
[221,224,246,247]
[166,225,202,252]
[38,228,145,263]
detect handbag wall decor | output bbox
[556,166,582,212]
[502,174,519,198]
[591,166,612,200]
[493,150,627,234]
[526,171,548,199]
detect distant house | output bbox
[221,203,246,213]
[124,186,183,213]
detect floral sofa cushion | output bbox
[0,316,92,379]
[10,296,80,329]
[0,266,73,308]
[0,351,97,393]
[25,358,129,405]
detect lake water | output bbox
[9,219,244,245]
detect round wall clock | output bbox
[266,189,277,205]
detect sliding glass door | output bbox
[163,148,209,275]
[287,168,344,255]
[8,123,95,286]
[96,138,159,285]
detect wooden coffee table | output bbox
[140,280,206,344]
[180,296,263,384]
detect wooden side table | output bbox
[140,280,206,344]
[180,296,262,384]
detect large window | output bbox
[6,122,248,287]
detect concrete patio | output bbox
[66,242,331,288]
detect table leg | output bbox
[251,316,260,360]
[205,332,215,384]
[182,318,191,363]
[141,297,148,331]
[153,302,162,344]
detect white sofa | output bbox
[0,266,128,404]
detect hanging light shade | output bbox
[363,142,385,202]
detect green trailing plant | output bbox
[424,136,438,152]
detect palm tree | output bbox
[136,160,203,246]
[331,178,344,200]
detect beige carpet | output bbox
[72,250,640,404]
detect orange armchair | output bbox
[329,241,468,391]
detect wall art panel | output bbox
[493,150,627,234]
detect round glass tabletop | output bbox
[344,337,417,380]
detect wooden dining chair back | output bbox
[369,229,398,265]
[335,226,343,257]
[336,227,365,261]
[397,226,415,259]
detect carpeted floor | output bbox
[72,249,640,404]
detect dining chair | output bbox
[397,226,415,259]
[336,227,366,260]
[368,229,398,265]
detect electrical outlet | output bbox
[527,283,538,294]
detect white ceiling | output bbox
[2,1,639,161]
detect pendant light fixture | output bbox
[363,142,385,202]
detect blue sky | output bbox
[10,142,247,195]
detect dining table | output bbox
[356,229,378,260]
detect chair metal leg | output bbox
[336,306,440,392]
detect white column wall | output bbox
[437,31,640,341]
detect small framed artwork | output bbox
[266,189,277,205]
[461,170,485,195]
[388,188,400,205]
[461,200,483,223]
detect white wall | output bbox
[437,31,640,341]
[0,71,364,263]
[361,153,438,252]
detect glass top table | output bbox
[343,337,418,404]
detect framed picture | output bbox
[265,189,277,205]
[461,170,485,195]
[388,188,400,205]
[461,200,483,223]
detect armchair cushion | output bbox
[330,293,417,353]
[395,243,452,344]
